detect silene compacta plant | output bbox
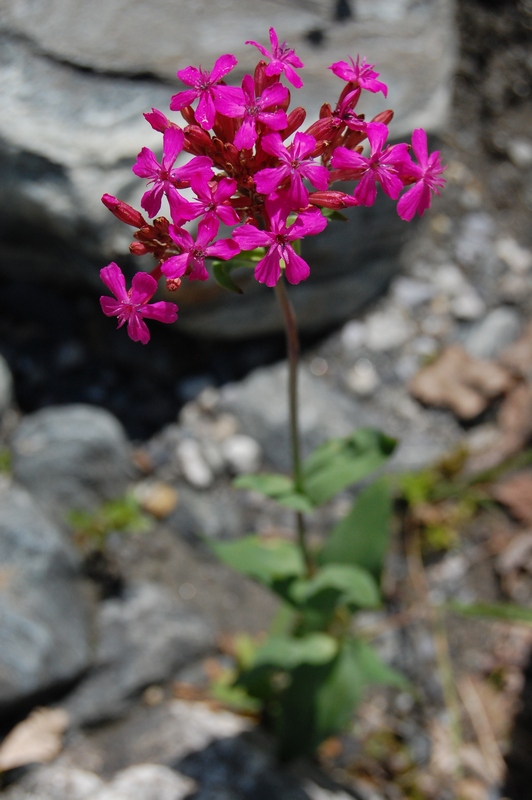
[100,28,445,759]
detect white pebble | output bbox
[221,434,262,474]
[176,439,214,489]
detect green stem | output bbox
[274,277,312,574]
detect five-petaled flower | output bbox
[232,197,327,287]
[246,27,304,89]
[331,122,410,206]
[219,74,289,150]
[397,128,446,221]
[255,132,329,208]
[329,56,388,97]
[162,217,241,282]
[170,54,240,130]
[100,263,178,344]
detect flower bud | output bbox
[308,191,358,209]
[180,104,197,125]
[143,108,170,132]
[372,109,394,126]
[282,107,306,139]
[102,194,145,228]
[130,242,150,255]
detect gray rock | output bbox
[455,212,496,267]
[0,354,14,417]
[169,484,243,541]
[465,306,522,360]
[93,764,195,800]
[10,404,131,518]
[0,765,104,800]
[220,362,373,471]
[0,0,456,337]
[65,583,214,724]
[0,480,91,711]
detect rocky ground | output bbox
[1,1,532,799]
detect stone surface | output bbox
[220,363,367,471]
[0,353,14,417]
[65,583,214,725]
[0,480,91,712]
[93,764,195,800]
[465,307,522,360]
[0,0,456,337]
[10,404,131,518]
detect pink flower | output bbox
[161,217,241,282]
[255,132,329,207]
[232,197,327,287]
[246,27,304,89]
[331,122,410,206]
[100,263,177,345]
[170,54,239,130]
[132,127,186,217]
[186,174,240,225]
[397,128,446,220]
[329,56,388,97]
[219,74,288,150]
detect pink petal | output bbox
[353,172,377,206]
[169,88,199,111]
[210,53,238,82]
[196,91,216,130]
[290,208,328,238]
[161,253,190,279]
[284,247,310,284]
[300,161,329,190]
[234,118,258,150]
[255,165,289,195]
[233,224,272,250]
[214,86,245,117]
[176,65,201,87]
[330,147,367,171]
[196,216,219,247]
[367,122,389,155]
[411,128,429,167]
[215,203,240,225]
[168,224,195,251]
[245,39,271,60]
[132,148,160,179]
[144,108,170,132]
[100,296,124,317]
[260,83,289,109]
[286,173,308,208]
[129,271,158,305]
[257,109,288,131]
[127,314,150,344]
[254,247,282,287]
[141,184,164,217]
[281,64,304,89]
[291,132,316,160]
[376,167,403,200]
[162,126,185,171]
[139,300,178,324]
[260,133,286,159]
[100,263,128,302]
[207,238,241,260]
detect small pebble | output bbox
[345,358,380,396]
[176,439,214,489]
[495,237,532,274]
[221,434,262,474]
[340,320,366,352]
[365,308,415,351]
[451,290,486,320]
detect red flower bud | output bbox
[282,107,306,139]
[129,242,150,255]
[102,194,146,228]
[372,109,394,126]
[308,191,358,209]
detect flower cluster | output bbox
[100,27,445,343]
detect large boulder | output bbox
[10,404,131,519]
[0,0,456,337]
[0,480,92,712]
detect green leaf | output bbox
[234,473,315,513]
[449,601,532,625]
[209,535,305,585]
[302,428,397,506]
[320,207,349,222]
[313,639,366,739]
[354,638,409,690]
[212,260,244,294]
[251,633,338,670]
[234,473,293,495]
[319,477,392,579]
[290,564,381,611]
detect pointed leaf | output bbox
[234,473,314,513]
[251,633,338,670]
[209,535,305,585]
[212,260,243,294]
[290,564,381,610]
[303,428,397,506]
[449,601,532,625]
[355,638,409,690]
[319,477,392,579]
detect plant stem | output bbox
[274,277,312,574]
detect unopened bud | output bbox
[144,108,170,132]
[102,194,145,228]
[372,109,394,126]
[166,277,182,291]
[282,107,306,139]
[308,191,358,209]
[184,124,213,155]
[130,242,150,255]
[180,105,197,125]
